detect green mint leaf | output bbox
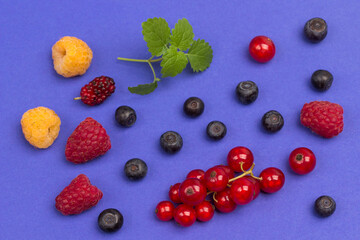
[142,17,171,56]
[128,79,159,95]
[160,46,188,78]
[187,39,213,72]
[170,18,194,51]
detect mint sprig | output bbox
[117,17,213,95]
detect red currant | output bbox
[230,177,255,205]
[213,188,237,213]
[214,165,235,179]
[155,201,174,221]
[259,167,285,193]
[249,36,276,63]
[244,176,260,200]
[169,183,182,204]
[179,178,207,206]
[289,147,316,175]
[186,169,205,184]
[174,204,196,227]
[195,201,214,222]
[227,146,254,172]
[204,166,229,192]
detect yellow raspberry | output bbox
[52,36,93,78]
[21,107,61,149]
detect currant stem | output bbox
[207,191,214,195]
[228,163,262,182]
[74,97,81,100]
[213,192,218,203]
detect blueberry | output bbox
[183,97,205,117]
[115,106,136,127]
[315,195,336,217]
[311,70,333,91]
[160,131,183,154]
[236,81,259,104]
[98,208,124,233]
[124,158,148,180]
[304,18,327,43]
[262,110,284,133]
[207,121,227,140]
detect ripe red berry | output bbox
[169,183,182,204]
[214,165,235,179]
[259,167,285,193]
[179,178,207,206]
[186,169,205,184]
[195,201,214,222]
[244,176,260,200]
[155,201,174,221]
[204,166,229,192]
[249,36,276,63]
[289,147,316,175]
[77,76,116,106]
[174,204,196,227]
[230,178,255,205]
[227,146,254,172]
[213,188,237,213]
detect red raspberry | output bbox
[65,117,111,164]
[55,174,103,215]
[75,76,115,106]
[300,101,344,138]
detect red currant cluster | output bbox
[155,146,285,227]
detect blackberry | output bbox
[124,158,148,180]
[207,121,227,140]
[262,110,284,133]
[183,97,205,117]
[236,81,258,104]
[304,18,327,43]
[160,131,183,154]
[115,106,137,127]
[315,195,336,217]
[311,70,333,91]
[98,208,124,232]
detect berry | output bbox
[311,70,333,91]
[195,201,214,222]
[236,81,259,104]
[98,208,124,233]
[259,167,285,193]
[304,18,327,43]
[230,177,255,205]
[169,183,182,204]
[52,36,93,78]
[76,76,115,106]
[65,117,111,164]
[160,131,183,154]
[289,147,316,175]
[262,110,284,133]
[183,97,205,117]
[204,166,229,192]
[249,36,276,63]
[155,201,174,221]
[124,158,148,180]
[227,146,254,172]
[300,101,344,138]
[21,106,61,149]
[213,188,237,213]
[244,176,260,200]
[55,174,103,215]
[214,165,235,179]
[179,178,207,206]
[206,121,227,140]
[115,106,137,127]
[174,204,196,227]
[314,195,336,217]
[186,169,205,184]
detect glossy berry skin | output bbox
[244,176,260,200]
[214,188,237,213]
[195,201,214,222]
[249,36,276,63]
[236,81,259,104]
[262,110,284,133]
[215,165,235,179]
[169,183,182,204]
[115,106,137,127]
[98,208,124,233]
[155,201,174,221]
[259,167,285,193]
[79,76,115,106]
[160,131,183,154]
[124,158,148,180]
[289,147,316,175]
[174,204,196,227]
[230,178,255,205]
[183,97,205,117]
[311,70,333,91]
[304,18,327,43]
[227,146,254,172]
[204,166,229,192]
[206,121,227,140]
[315,195,336,217]
[179,178,207,206]
[186,169,205,184]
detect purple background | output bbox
[1,0,359,239]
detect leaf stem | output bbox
[117,57,163,63]
[147,61,158,81]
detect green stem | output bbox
[117,57,162,63]
[147,61,158,81]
